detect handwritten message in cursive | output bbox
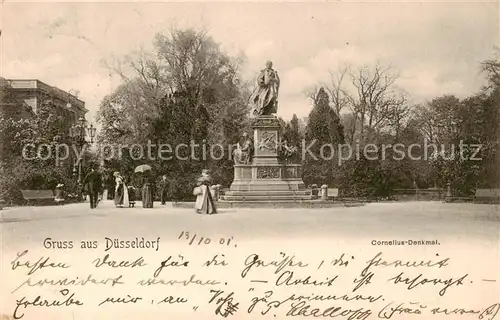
[3,232,499,320]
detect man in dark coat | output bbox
[83,165,102,209]
[159,175,168,205]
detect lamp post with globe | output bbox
[69,117,96,200]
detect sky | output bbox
[1,1,499,123]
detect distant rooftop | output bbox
[5,79,87,112]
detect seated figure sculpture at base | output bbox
[279,140,298,164]
[233,132,253,165]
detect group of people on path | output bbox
[81,165,216,214]
[113,171,153,208]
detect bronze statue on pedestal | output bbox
[249,60,280,117]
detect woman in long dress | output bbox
[123,176,130,207]
[194,169,217,214]
[142,172,154,208]
[114,172,129,208]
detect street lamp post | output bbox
[69,117,96,200]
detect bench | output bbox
[21,190,55,205]
[327,188,339,200]
[473,189,500,204]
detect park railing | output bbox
[392,188,445,201]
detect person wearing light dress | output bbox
[114,172,129,208]
[193,169,217,215]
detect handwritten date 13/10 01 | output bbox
[178,231,237,248]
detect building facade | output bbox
[3,79,87,126]
[1,78,90,179]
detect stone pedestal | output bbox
[222,115,312,202]
[252,115,280,165]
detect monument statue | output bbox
[232,132,253,164]
[222,61,310,203]
[249,60,280,116]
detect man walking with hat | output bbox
[83,164,103,209]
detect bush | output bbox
[338,157,401,198]
[0,159,75,204]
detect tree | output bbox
[286,114,302,147]
[306,88,344,144]
[154,29,243,101]
[416,95,461,146]
[97,27,249,200]
[414,81,499,194]
[302,87,344,186]
[0,97,76,204]
[318,64,416,196]
[96,80,165,146]
[481,57,500,91]
[324,63,408,144]
[478,54,500,187]
[326,65,349,116]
